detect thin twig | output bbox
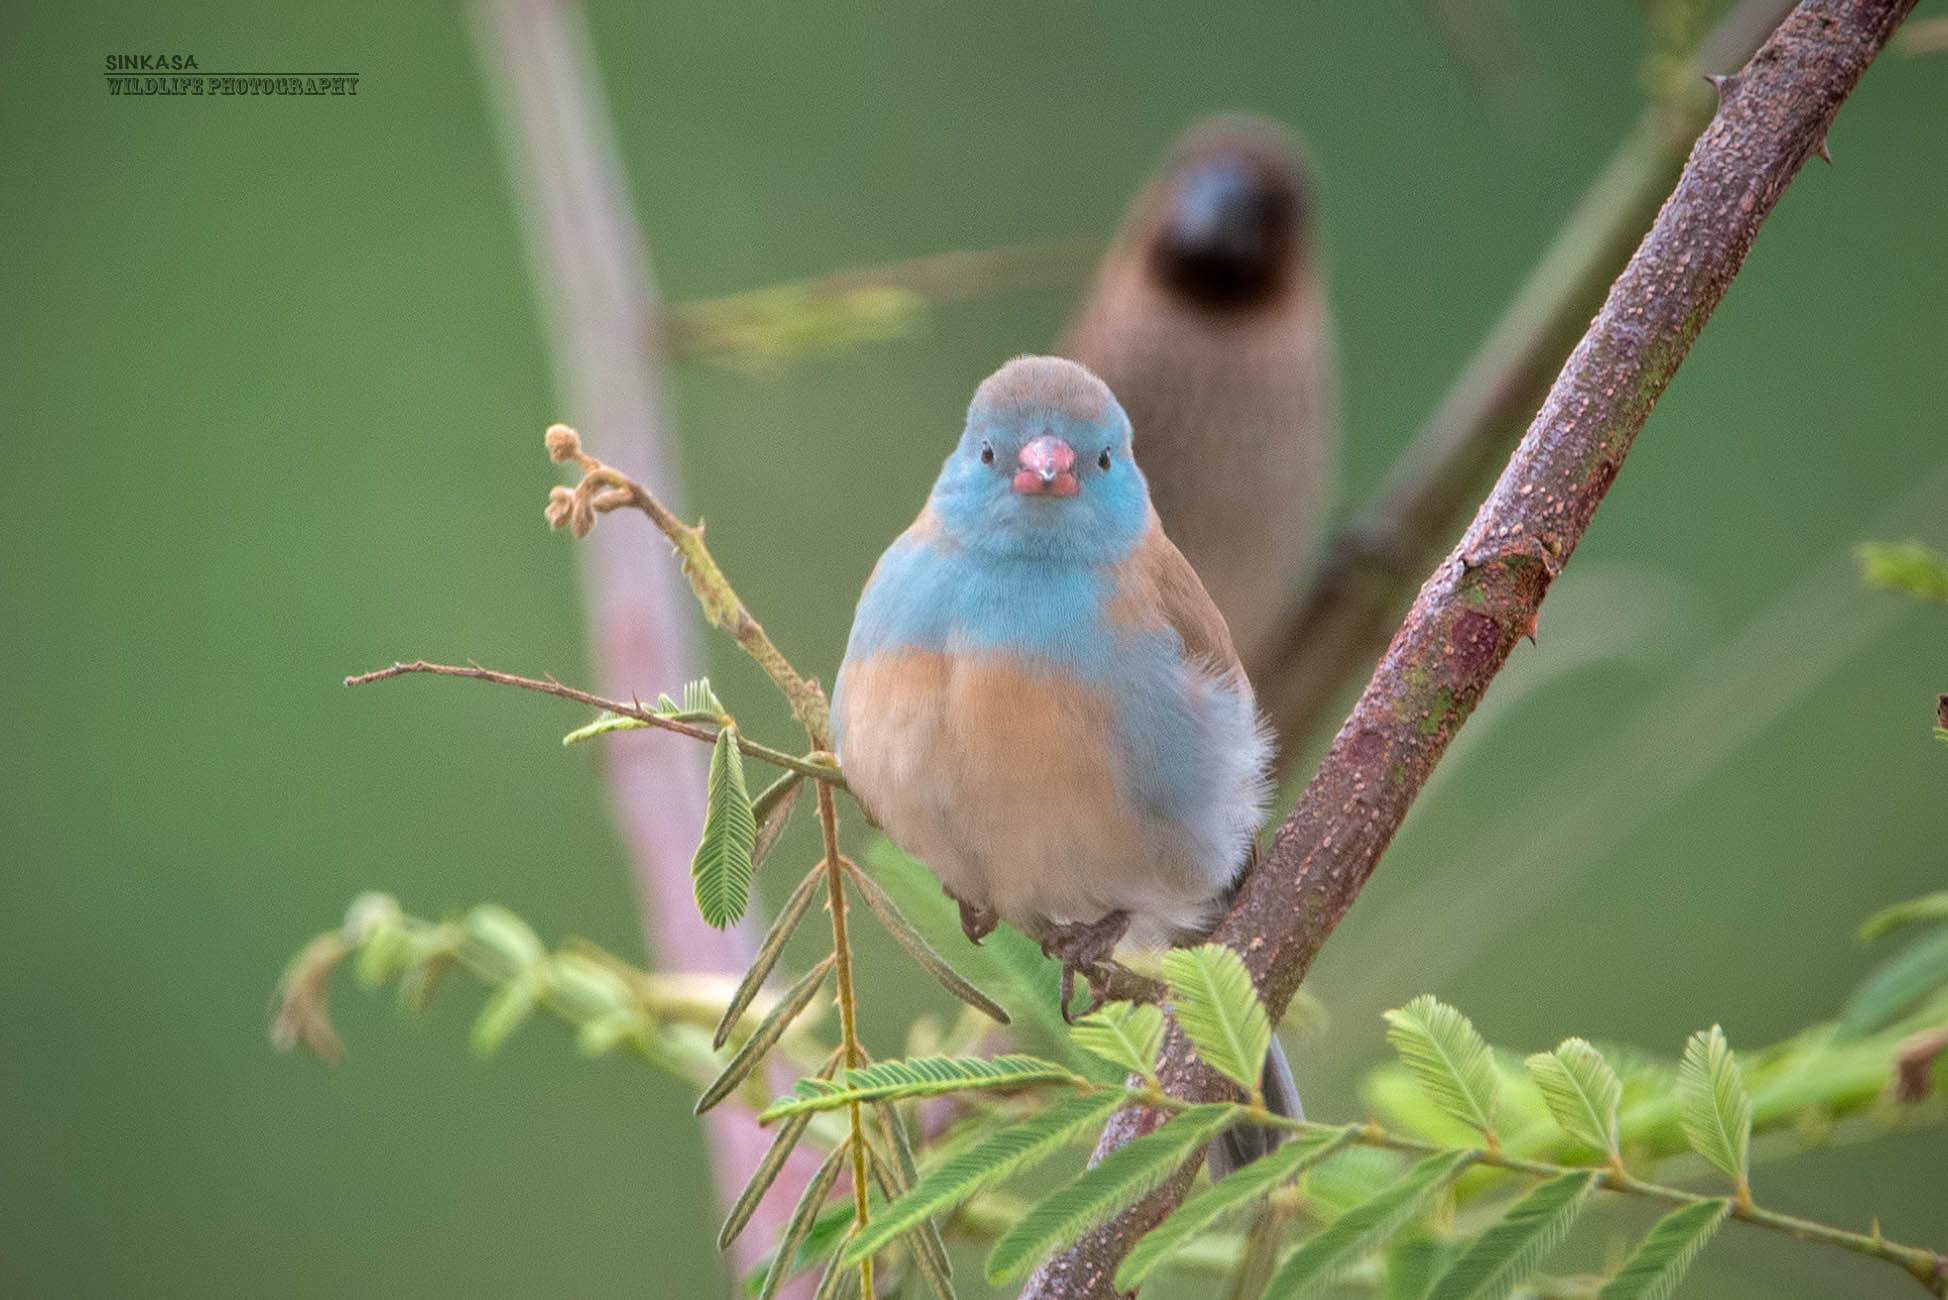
[344,660,843,784]
[1024,3,1918,1294]
[661,240,1100,365]
[545,428,833,745]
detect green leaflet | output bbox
[865,839,1076,1062]
[1262,1151,1476,1299]
[984,1103,1239,1283]
[749,769,804,871]
[1525,1038,1622,1157]
[462,903,546,979]
[468,972,541,1056]
[1115,1129,1353,1290]
[560,710,649,746]
[1386,1237,1461,1300]
[810,1246,861,1300]
[1425,1171,1597,1300]
[714,860,826,1050]
[859,1141,953,1300]
[843,1090,1122,1265]
[1855,540,1948,606]
[1857,891,1948,942]
[1595,1199,1729,1300]
[721,1047,844,1251]
[1675,1026,1749,1186]
[1070,1001,1166,1079]
[563,679,726,745]
[868,1102,955,1297]
[841,857,1010,1024]
[760,1055,1083,1122]
[757,1138,852,1300]
[1383,995,1501,1144]
[693,725,758,929]
[1838,924,1948,1039]
[1163,945,1271,1093]
[697,952,834,1114]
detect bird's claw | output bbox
[955,896,999,946]
[1040,911,1131,1024]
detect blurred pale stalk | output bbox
[466,2,812,1288]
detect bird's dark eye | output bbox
[979,442,994,465]
[1098,448,1112,471]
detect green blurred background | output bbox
[3,3,1944,1296]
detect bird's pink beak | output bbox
[1012,435,1079,498]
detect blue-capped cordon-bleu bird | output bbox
[832,354,1301,1171]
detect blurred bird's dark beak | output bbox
[1013,435,1079,497]
[1151,156,1298,309]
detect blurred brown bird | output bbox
[1062,115,1338,694]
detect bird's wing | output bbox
[1110,511,1249,685]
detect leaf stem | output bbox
[814,777,872,1296]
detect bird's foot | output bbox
[1040,910,1131,1023]
[954,896,999,946]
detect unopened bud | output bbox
[545,424,582,462]
[544,485,575,530]
[569,492,596,539]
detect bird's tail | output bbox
[1206,1035,1303,1180]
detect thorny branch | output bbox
[1023,2,1922,1295]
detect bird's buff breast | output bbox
[835,648,1221,949]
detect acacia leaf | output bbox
[1116,1130,1351,1290]
[693,725,758,928]
[1070,1001,1166,1079]
[1262,1151,1475,1298]
[1595,1199,1729,1300]
[1426,1171,1597,1300]
[697,953,833,1114]
[984,1104,1239,1283]
[1524,1038,1621,1157]
[1383,995,1501,1143]
[1676,1026,1749,1186]
[1838,925,1948,1040]
[1163,945,1271,1093]
[760,1055,1083,1122]
[714,861,826,1049]
[842,857,1009,1024]
[845,1090,1121,1265]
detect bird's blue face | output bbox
[928,391,1149,567]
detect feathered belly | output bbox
[834,648,1229,949]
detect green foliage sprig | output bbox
[756,968,1947,1297]
[313,427,1037,1298]
[1857,540,1948,608]
[279,430,1948,1299]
